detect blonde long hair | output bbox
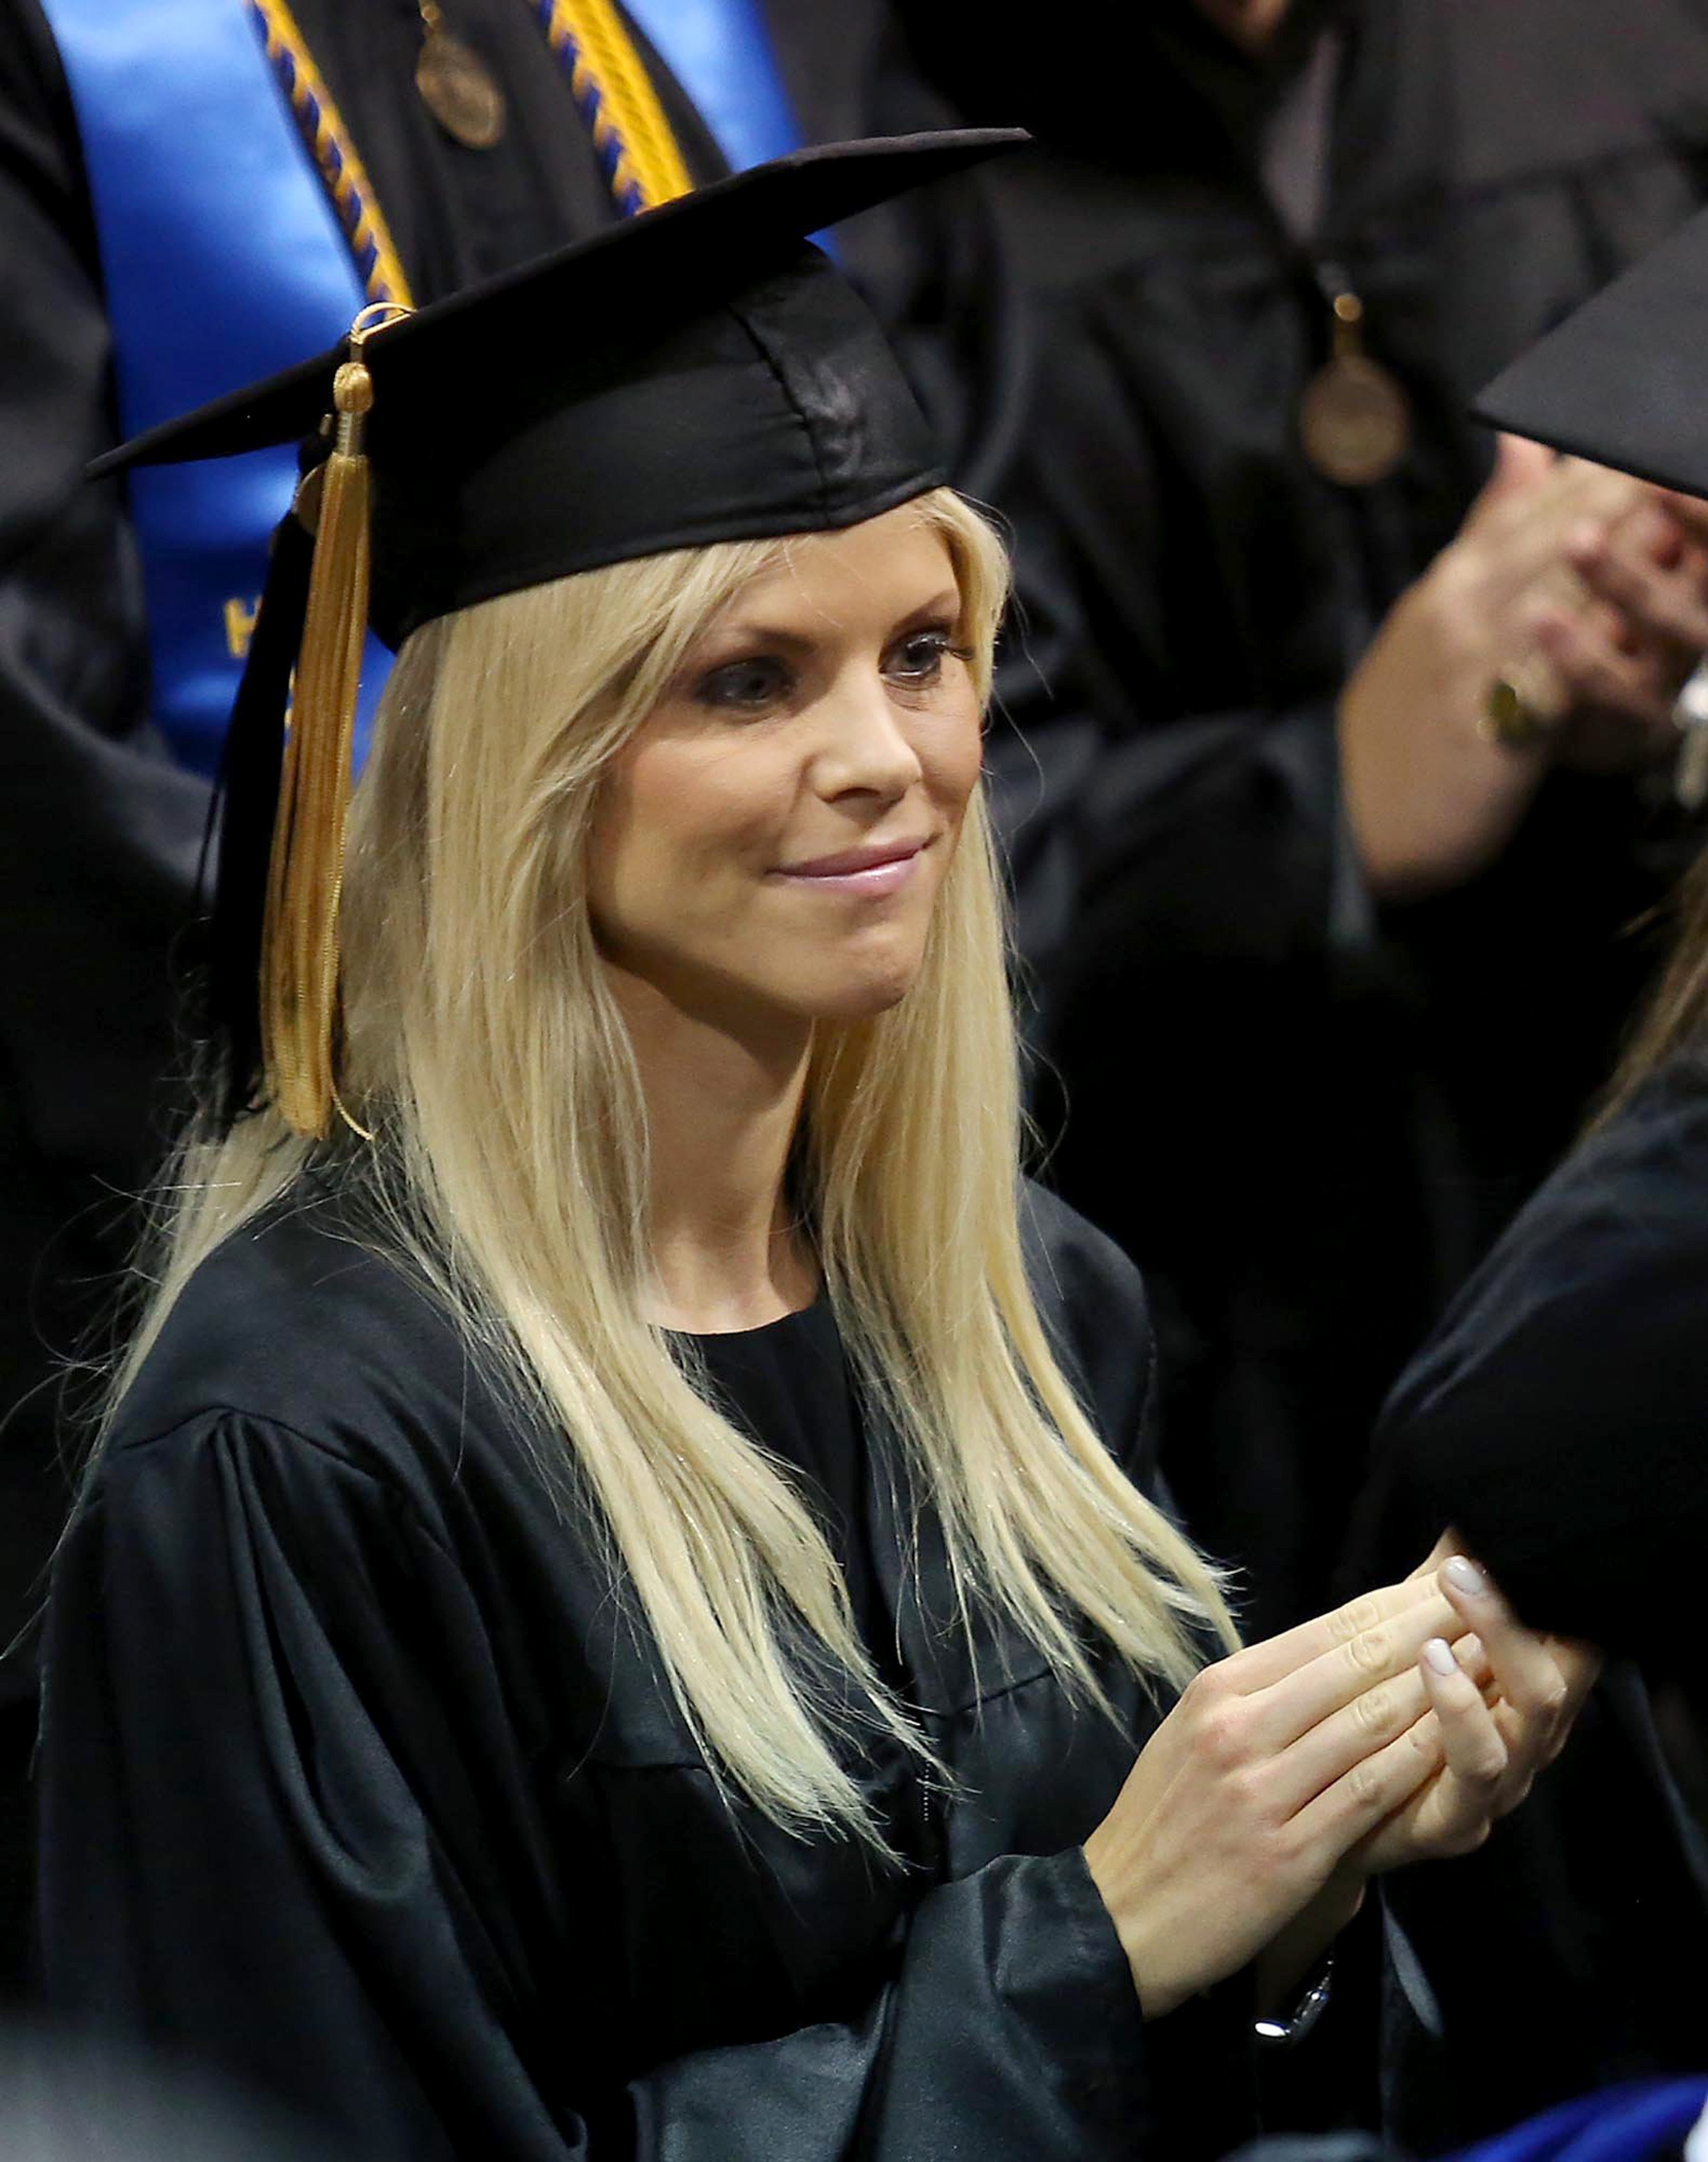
[115,489,1235,1845]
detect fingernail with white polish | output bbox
[1423,1637,1458,1676]
[1444,1556,1487,1598]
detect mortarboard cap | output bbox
[95,129,1027,643]
[1473,203,1708,499]
[95,130,1027,1141]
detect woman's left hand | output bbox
[1351,1552,1600,1874]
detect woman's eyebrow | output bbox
[693,621,820,657]
[895,586,963,626]
[695,587,964,658]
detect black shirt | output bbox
[692,1299,894,1679]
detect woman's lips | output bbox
[771,837,928,897]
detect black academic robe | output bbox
[1369,1055,1708,1672]
[1337,1062,1708,2151]
[38,1183,1257,2161]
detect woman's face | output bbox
[589,507,983,1029]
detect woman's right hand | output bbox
[1082,1568,1496,2019]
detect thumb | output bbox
[1455,437,1624,606]
[1472,433,1557,518]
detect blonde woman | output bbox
[38,139,1584,2161]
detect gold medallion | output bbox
[416,5,506,150]
[1300,352,1413,486]
[1300,291,1412,487]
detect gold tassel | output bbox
[261,358,375,1139]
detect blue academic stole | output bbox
[39,0,388,776]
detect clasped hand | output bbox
[1340,436,1708,899]
[1082,1550,1597,2020]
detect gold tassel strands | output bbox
[261,355,376,1139]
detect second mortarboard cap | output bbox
[1473,203,1708,499]
[95,130,1026,1140]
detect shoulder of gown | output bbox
[102,1192,506,1503]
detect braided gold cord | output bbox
[539,0,693,211]
[247,0,416,307]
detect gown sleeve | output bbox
[39,1411,1163,2162]
[1360,1068,1708,1658]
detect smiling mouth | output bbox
[771,837,930,895]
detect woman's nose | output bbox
[812,673,924,801]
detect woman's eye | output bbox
[886,629,965,686]
[694,657,792,711]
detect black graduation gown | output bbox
[38,1182,1257,2161]
[1339,1065,1708,2151]
[1369,1056,1708,1670]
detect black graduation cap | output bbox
[93,129,1026,1140]
[96,129,1027,641]
[1473,203,1708,499]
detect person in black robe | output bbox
[1345,209,1708,2155]
[1341,1020,1708,2157]
[1364,187,1708,1731]
[35,140,1581,2160]
[898,0,1708,1643]
[0,0,1028,1995]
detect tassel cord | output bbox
[262,362,375,1138]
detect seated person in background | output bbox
[35,142,1582,2162]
